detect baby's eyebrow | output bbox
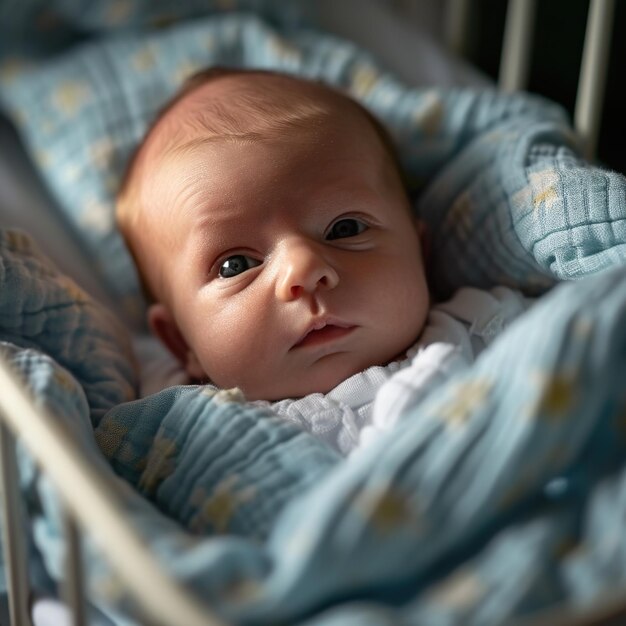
[167,133,262,159]
[166,135,220,159]
[192,206,254,243]
[194,210,239,232]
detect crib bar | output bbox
[0,357,227,626]
[498,0,537,92]
[445,0,473,57]
[62,513,86,626]
[574,0,615,160]
[0,421,32,626]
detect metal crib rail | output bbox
[445,0,473,58]
[61,513,87,626]
[498,0,537,92]
[444,0,615,161]
[0,421,31,625]
[574,0,616,160]
[0,355,227,626]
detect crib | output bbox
[0,1,624,624]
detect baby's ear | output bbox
[148,303,205,380]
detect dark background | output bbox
[461,0,625,173]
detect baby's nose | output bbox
[275,239,339,301]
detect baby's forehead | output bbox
[152,73,371,151]
[171,72,335,117]
[136,72,396,203]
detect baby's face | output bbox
[141,92,429,400]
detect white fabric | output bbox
[32,599,71,626]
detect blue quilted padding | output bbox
[0,229,137,423]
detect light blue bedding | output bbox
[1,11,626,626]
[3,234,626,625]
[2,105,626,626]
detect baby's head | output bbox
[117,68,430,400]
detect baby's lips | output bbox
[292,317,356,348]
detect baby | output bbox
[117,67,431,402]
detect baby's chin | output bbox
[244,377,343,402]
[238,352,409,402]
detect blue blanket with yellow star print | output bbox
[3,225,626,625]
[2,83,626,624]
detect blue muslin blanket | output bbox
[1,14,626,626]
[3,232,626,626]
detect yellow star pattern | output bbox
[355,486,419,533]
[428,568,486,610]
[532,372,577,419]
[350,64,379,99]
[438,379,492,428]
[412,91,444,136]
[139,436,178,496]
[190,475,256,534]
[51,80,92,116]
[94,420,130,460]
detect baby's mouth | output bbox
[293,320,356,349]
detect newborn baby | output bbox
[117,67,430,401]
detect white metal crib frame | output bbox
[0,1,620,624]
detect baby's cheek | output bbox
[390,274,429,343]
[199,322,271,390]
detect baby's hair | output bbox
[116,67,403,303]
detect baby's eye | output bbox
[219,254,261,278]
[326,218,368,241]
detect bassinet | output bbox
[0,1,624,625]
